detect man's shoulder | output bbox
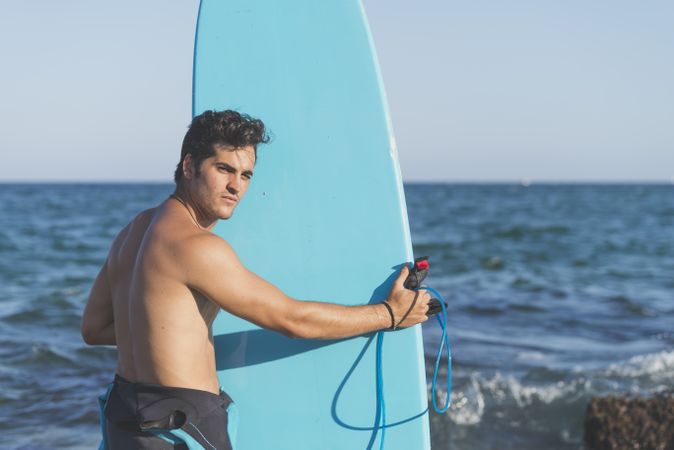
[131,202,239,266]
[175,230,237,263]
[135,207,158,223]
[117,207,157,234]
[112,208,157,246]
[176,231,246,291]
[105,207,159,274]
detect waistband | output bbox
[106,373,233,430]
[113,374,230,401]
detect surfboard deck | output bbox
[193,1,431,448]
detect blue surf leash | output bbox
[421,286,452,414]
[374,257,452,449]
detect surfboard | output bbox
[193,1,431,449]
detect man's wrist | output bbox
[380,301,395,331]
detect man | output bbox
[81,110,431,449]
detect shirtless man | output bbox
[81,110,431,449]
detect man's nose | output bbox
[227,176,241,193]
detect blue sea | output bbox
[1,183,672,449]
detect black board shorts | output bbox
[98,374,238,450]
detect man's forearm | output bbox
[287,300,390,340]
[82,321,117,346]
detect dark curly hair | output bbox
[174,110,270,183]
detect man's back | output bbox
[82,110,432,449]
[107,200,221,394]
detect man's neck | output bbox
[171,187,217,230]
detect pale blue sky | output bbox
[1,0,672,182]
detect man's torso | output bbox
[108,201,221,394]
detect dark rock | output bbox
[584,394,674,450]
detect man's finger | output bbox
[394,264,410,288]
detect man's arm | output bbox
[182,234,430,340]
[81,260,116,345]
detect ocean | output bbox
[0,183,672,449]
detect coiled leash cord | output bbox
[420,286,452,414]
[374,258,452,449]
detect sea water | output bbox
[0,183,672,449]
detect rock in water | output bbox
[584,394,674,450]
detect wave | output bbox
[608,295,658,317]
[428,349,674,429]
[430,371,592,426]
[604,349,674,380]
[493,224,571,240]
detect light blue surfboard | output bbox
[193,1,431,449]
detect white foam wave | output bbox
[483,372,589,408]
[445,375,485,425]
[430,350,674,427]
[429,372,591,426]
[604,349,674,380]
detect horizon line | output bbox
[1,179,673,185]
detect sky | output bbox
[0,0,672,182]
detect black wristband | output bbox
[382,301,396,331]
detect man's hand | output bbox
[386,265,431,329]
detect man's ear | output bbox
[182,154,195,180]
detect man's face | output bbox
[187,145,256,221]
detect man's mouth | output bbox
[222,196,238,204]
